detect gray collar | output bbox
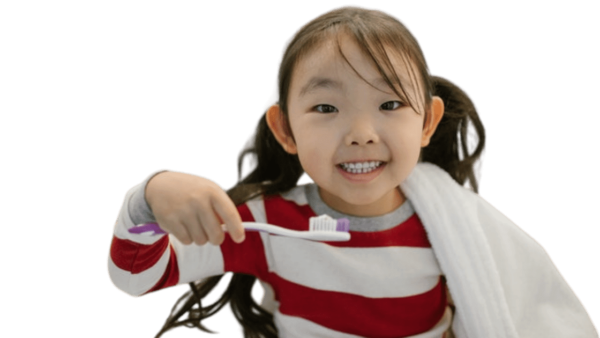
[304,184,415,232]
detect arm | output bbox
[108,172,256,296]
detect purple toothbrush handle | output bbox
[128,223,167,235]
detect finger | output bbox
[161,216,193,245]
[181,213,209,246]
[196,204,226,245]
[211,192,244,243]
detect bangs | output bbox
[279,7,432,115]
[331,21,428,114]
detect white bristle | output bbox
[309,215,337,231]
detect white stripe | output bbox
[275,307,451,338]
[260,232,276,273]
[245,197,278,312]
[248,197,278,274]
[108,247,171,296]
[267,236,441,298]
[170,236,225,283]
[246,197,267,223]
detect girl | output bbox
[109,6,598,338]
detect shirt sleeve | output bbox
[108,173,267,296]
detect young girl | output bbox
[109,7,598,338]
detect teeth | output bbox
[339,161,383,174]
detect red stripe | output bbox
[221,203,270,280]
[237,203,256,223]
[145,245,180,294]
[110,235,170,273]
[264,195,316,231]
[271,274,447,338]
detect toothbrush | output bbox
[243,215,350,241]
[128,214,351,242]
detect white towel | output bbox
[401,163,598,338]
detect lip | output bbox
[336,161,386,183]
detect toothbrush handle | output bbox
[242,222,301,237]
[128,223,166,235]
[127,222,350,241]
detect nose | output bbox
[344,116,380,146]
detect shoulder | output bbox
[279,184,310,205]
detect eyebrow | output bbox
[299,76,414,98]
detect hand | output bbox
[145,171,245,245]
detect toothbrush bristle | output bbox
[336,218,350,232]
[309,215,350,232]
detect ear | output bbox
[266,104,298,154]
[421,96,445,147]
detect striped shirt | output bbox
[109,182,452,337]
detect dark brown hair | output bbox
[154,6,484,337]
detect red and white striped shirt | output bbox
[109,183,452,337]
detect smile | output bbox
[336,161,387,183]
[340,161,383,174]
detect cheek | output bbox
[290,118,334,157]
[387,120,424,159]
[295,136,329,166]
[293,129,336,177]
[401,115,425,142]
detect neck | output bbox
[318,186,406,217]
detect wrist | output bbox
[144,170,169,210]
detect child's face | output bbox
[279,34,435,216]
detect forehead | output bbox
[290,33,420,100]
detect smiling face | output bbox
[268,33,443,216]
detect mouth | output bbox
[337,160,386,174]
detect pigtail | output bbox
[154,276,225,337]
[422,76,486,193]
[155,274,277,338]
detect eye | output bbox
[313,104,338,113]
[380,101,403,111]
